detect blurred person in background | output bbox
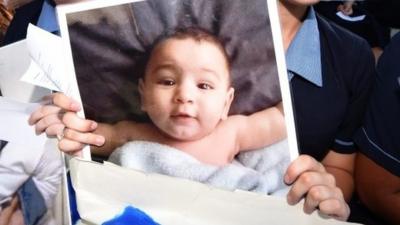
[354,33,400,225]
[0,1,88,224]
[315,0,388,62]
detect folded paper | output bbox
[70,158,357,225]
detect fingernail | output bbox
[70,102,81,111]
[284,174,290,184]
[90,122,98,130]
[95,136,105,146]
[287,195,294,205]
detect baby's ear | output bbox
[221,87,234,120]
[138,78,146,111]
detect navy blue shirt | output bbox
[1,0,44,46]
[315,1,386,48]
[289,9,376,161]
[354,33,400,177]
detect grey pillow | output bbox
[67,0,281,123]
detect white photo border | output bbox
[57,0,299,162]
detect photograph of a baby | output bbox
[31,0,294,196]
[107,27,289,194]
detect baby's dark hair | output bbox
[155,27,230,68]
[139,27,230,79]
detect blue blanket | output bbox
[108,140,290,195]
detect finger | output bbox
[28,105,63,125]
[287,171,336,205]
[0,195,19,224]
[45,123,66,137]
[52,92,81,111]
[319,198,350,221]
[64,128,105,147]
[58,138,86,153]
[303,186,343,214]
[63,112,98,132]
[10,195,19,210]
[40,94,56,104]
[285,155,325,185]
[71,150,83,157]
[34,113,64,135]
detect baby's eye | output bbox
[198,83,213,90]
[158,79,175,86]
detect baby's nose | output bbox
[174,85,194,104]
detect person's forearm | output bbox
[325,166,354,202]
[356,153,400,224]
[371,192,400,225]
[322,151,356,202]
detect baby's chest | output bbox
[184,140,237,166]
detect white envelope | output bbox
[70,158,358,225]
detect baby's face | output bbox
[139,38,234,141]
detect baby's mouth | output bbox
[171,113,193,118]
[170,112,196,124]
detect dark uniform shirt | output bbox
[315,1,387,48]
[354,33,400,177]
[288,7,376,161]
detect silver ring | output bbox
[56,127,66,141]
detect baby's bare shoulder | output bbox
[218,114,248,131]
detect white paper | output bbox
[0,97,53,203]
[0,40,50,102]
[0,139,62,206]
[0,97,46,147]
[70,158,358,225]
[19,24,91,159]
[20,24,73,94]
[20,59,60,91]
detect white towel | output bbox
[108,140,290,195]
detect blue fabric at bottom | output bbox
[18,177,46,225]
[67,172,81,225]
[102,206,160,225]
